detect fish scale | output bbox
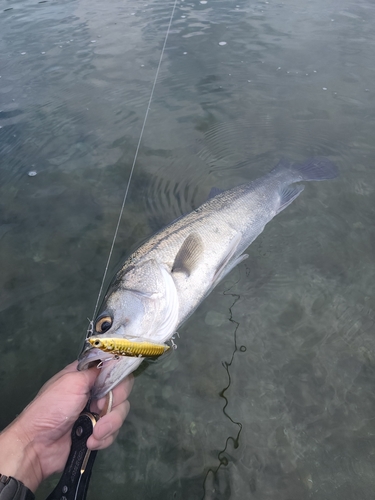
[78,157,338,399]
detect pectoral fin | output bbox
[211,232,247,287]
[172,232,204,276]
[214,253,249,287]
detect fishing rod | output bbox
[45,1,178,499]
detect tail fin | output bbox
[292,157,338,181]
[271,157,338,183]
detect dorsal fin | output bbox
[172,233,204,276]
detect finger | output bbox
[94,401,130,440]
[94,374,134,413]
[37,364,100,404]
[58,361,79,374]
[87,401,130,450]
[37,361,79,393]
[87,430,119,451]
[38,361,100,395]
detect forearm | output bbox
[0,423,42,493]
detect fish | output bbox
[88,336,170,357]
[78,157,338,398]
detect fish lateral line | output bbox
[78,156,338,398]
[88,336,171,358]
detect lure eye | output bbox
[93,339,102,347]
[95,315,113,333]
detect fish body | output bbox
[88,337,170,357]
[78,157,338,398]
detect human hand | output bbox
[0,361,133,492]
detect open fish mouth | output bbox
[77,343,114,370]
[78,342,143,399]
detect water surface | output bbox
[1,0,375,498]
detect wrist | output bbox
[0,421,42,493]
[0,475,35,500]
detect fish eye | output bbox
[95,315,113,333]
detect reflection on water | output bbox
[1,0,375,498]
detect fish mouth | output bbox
[77,341,143,399]
[77,343,113,370]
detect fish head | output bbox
[78,259,179,398]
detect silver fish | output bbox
[78,158,337,398]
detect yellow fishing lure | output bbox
[88,337,170,358]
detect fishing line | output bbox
[88,0,179,334]
[201,283,243,498]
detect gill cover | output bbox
[78,259,179,399]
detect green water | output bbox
[1,0,375,498]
